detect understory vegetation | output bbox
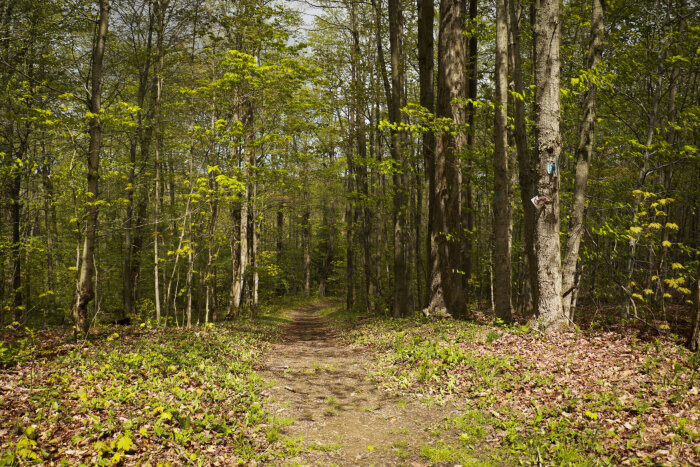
[0,304,299,465]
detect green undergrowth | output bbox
[0,304,303,465]
[325,311,699,466]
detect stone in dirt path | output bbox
[261,303,463,466]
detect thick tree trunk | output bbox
[493,0,513,323]
[561,0,605,320]
[71,0,109,334]
[435,0,467,318]
[388,0,410,316]
[532,0,566,331]
[509,0,538,316]
[418,0,444,313]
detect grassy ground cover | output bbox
[322,306,700,465]
[0,299,312,466]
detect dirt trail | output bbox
[262,304,462,466]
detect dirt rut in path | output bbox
[262,304,461,466]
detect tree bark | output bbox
[493,0,513,323]
[463,0,478,301]
[153,0,167,324]
[124,9,153,319]
[561,0,605,320]
[418,0,444,313]
[509,0,538,316]
[388,0,410,316]
[71,0,109,334]
[436,0,468,318]
[532,0,566,331]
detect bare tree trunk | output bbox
[532,0,566,331]
[493,0,513,323]
[233,102,254,310]
[153,0,167,324]
[41,143,57,319]
[561,0,605,320]
[349,3,373,310]
[418,0,444,313]
[388,0,410,316]
[436,0,467,318]
[228,203,241,314]
[345,162,355,310]
[464,0,478,301]
[124,15,153,319]
[71,0,109,334]
[509,0,538,316]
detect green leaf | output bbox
[115,434,133,452]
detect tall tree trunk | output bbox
[561,0,605,319]
[303,209,311,296]
[509,0,538,316]
[493,0,513,323]
[41,143,58,319]
[532,0,566,331]
[153,0,167,324]
[436,0,467,318]
[345,160,355,311]
[418,0,444,313]
[124,17,153,319]
[8,161,22,322]
[388,0,410,316]
[349,3,373,310]
[233,101,254,309]
[71,0,109,334]
[464,0,478,301]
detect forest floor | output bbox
[261,303,472,466]
[0,299,699,466]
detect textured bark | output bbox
[349,3,373,309]
[418,0,444,313]
[436,0,467,318]
[153,0,166,323]
[388,0,410,316]
[233,102,254,310]
[463,0,478,301]
[509,0,538,316]
[71,0,109,334]
[493,0,513,323]
[561,0,605,320]
[532,0,566,331]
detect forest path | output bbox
[261,304,464,466]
